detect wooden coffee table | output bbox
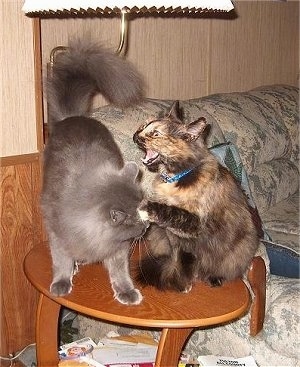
[24,243,265,367]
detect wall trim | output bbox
[0,153,40,167]
[33,18,45,152]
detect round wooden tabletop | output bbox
[24,243,250,329]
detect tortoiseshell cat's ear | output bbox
[185,117,209,141]
[145,117,156,124]
[166,101,183,122]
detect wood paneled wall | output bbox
[0,0,38,158]
[40,0,299,116]
[0,154,44,356]
[210,1,299,93]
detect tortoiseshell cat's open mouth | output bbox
[142,149,160,166]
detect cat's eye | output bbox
[152,130,162,137]
[110,209,127,224]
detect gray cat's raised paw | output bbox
[50,280,72,297]
[115,288,143,305]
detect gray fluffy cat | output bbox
[41,39,148,305]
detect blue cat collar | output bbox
[160,168,193,183]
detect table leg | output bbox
[247,256,266,336]
[36,294,61,366]
[155,327,193,367]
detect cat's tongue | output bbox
[142,150,159,165]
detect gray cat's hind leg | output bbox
[48,235,74,297]
[104,247,143,305]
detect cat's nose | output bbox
[133,131,145,148]
[133,131,139,143]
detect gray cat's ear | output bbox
[122,161,139,182]
[110,209,127,224]
[185,117,208,141]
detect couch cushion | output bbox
[259,191,299,277]
[262,191,299,239]
[263,275,300,359]
[252,85,299,166]
[249,160,299,213]
[183,86,299,212]
[184,91,293,168]
[265,230,299,253]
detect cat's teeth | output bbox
[142,150,159,165]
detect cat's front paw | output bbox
[115,288,143,305]
[137,199,150,222]
[50,279,72,297]
[138,208,149,222]
[138,200,160,223]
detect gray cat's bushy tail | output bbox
[47,38,145,123]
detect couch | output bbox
[75,85,299,366]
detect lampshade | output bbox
[22,1,234,15]
[23,0,234,54]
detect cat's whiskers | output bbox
[137,239,151,284]
[131,238,151,285]
[129,239,138,257]
[132,237,163,285]
[143,240,159,263]
[130,236,146,258]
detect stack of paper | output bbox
[93,335,157,366]
[58,335,157,367]
[198,355,258,367]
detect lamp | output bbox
[22,1,234,54]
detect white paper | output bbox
[198,355,258,367]
[92,343,157,364]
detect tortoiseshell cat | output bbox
[134,102,260,292]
